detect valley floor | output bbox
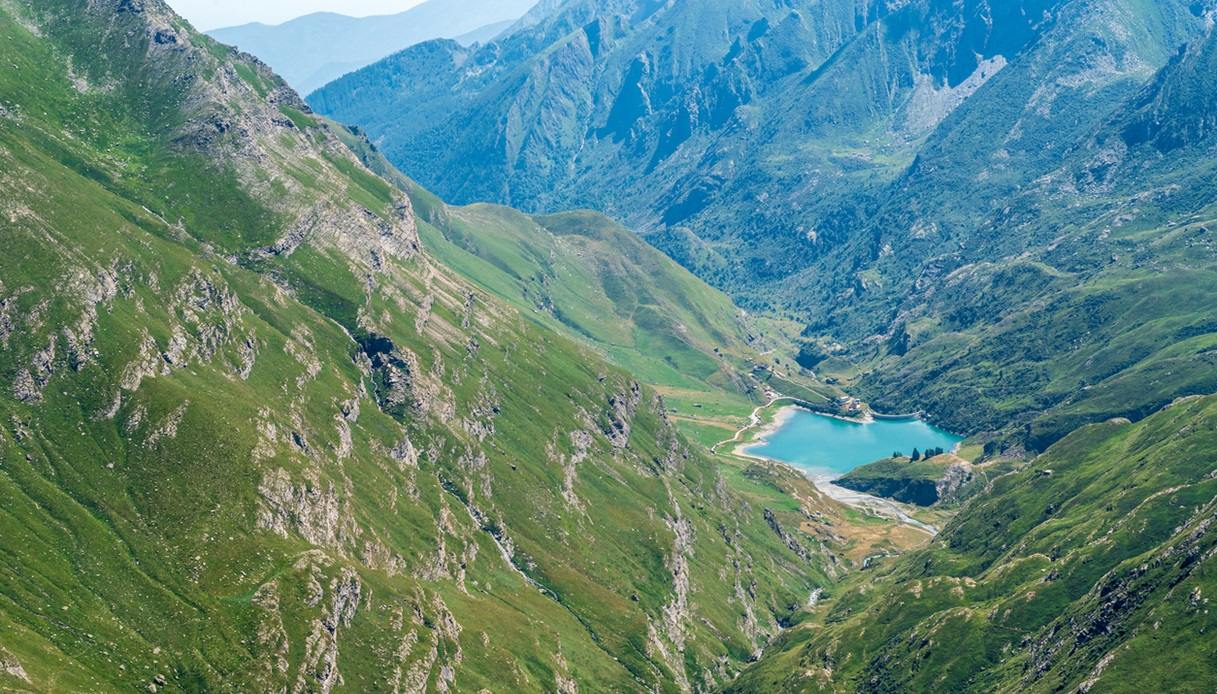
[715,399,955,535]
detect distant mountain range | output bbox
[207,0,538,94]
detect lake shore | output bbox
[735,404,800,455]
[732,404,868,457]
[808,474,939,534]
[723,402,953,535]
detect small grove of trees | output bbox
[796,343,830,371]
[896,446,948,462]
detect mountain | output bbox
[847,15,1217,450]
[307,9,1217,687]
[312,0,1217,452]
[10,0,1217,690]
[308,0,875,218]
[0,0,860,689]
[307,0,1203,290]
[207,0,537,95]
[454,18,516,45]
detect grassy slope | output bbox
[335,138,839,442]
[731,395,1217,692]
[417,204,747,391]
[0,2,832,690]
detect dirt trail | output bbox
[710,395,787,454]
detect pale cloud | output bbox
[166,0,427,31]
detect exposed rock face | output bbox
[603,382,641,449]
[764,508,813,562]
[258,199,420,268]
[935,462,975,502]
[836,458,976,507]
[293,560,362,694]
[257,468,359,549]
[75,0,423,279]
[12,337,55,403]
[145,401,189,446]
[550,429,594,512]
[903,55,1008,133]
[461,387,499,442]
[1028,505,1217,682]
[0,284,26,349]
[835,476,941,507]
[646,494,696,693]
[358,334,417,419]
[390,434,419,469]
[251,580,292,684]
[555,665,578,694]
[0,647,29,683]
[662,510,694,651]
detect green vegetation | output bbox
[731,396,1217,692]
[278,104,318,129]
[10,0,1217,691]
[0,2,832,690]
[835,457,957,506]
[371,172,836,436]
[309,0,1217,456]
[234,62,270,97]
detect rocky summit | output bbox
[5,0,1217,691]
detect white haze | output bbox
[166,0,428,31]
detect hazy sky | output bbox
[166,0,427,31]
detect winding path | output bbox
[710,394,787,454]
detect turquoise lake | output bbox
[743,408,964,477]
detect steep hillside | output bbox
[208,0,535,94]
[851,20,1217,450]
[0,1,842,690]
[732,395,1217,692]
[9,0,1217,691]
[404,182,839,435]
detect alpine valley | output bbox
[2,0,1217,693]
